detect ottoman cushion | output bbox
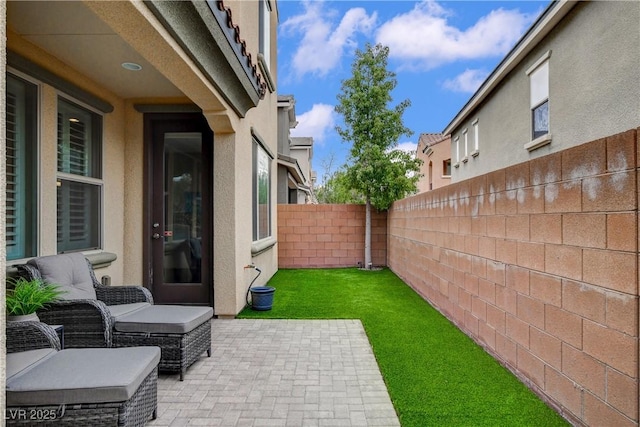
[107,302,151,320]
[115,305,213,334]
[7,347,160,406]
[7,349,56,381]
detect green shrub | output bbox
[6,277,63,316]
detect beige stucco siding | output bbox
[452,1,640,182]
[5,0,280,317]
[7,32,128,284]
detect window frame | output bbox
[252,137,273,242]
[257,0,275,92]
[471,118,480,157]
[443,159,452,177]
[5,71,39,261]
[462,129,469,163]
[525,51,552,151]
[56,96,104,253]
[453,136,460,168]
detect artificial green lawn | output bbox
[239,268,567,426]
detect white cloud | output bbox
[376,0,535,70]
[443,69,488,93]
[291,104,336,144]
[395,141,418,155]
[281,1,377,78]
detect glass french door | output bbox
[144,114,212,305]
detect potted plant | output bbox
[6,277,63,322]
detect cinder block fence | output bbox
[278,204,387,268]
[276,128,639,426]
[388,129,639,427]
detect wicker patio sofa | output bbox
[18,253,213,380]
[6,321,159,426]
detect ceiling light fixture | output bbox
[121,62,142,71]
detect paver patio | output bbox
[149,319,400,427]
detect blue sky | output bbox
[276,0,549,181]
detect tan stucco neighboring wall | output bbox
[417,136,451,193]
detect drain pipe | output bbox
[244,264,262,307]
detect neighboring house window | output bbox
[6,73,38,261]
[253,139,272,241]
[57,98,102,253]
[454,136,460,167]
[472,119,479,156]
[528,53,550,140]
[443,159,452,177]
[259,0,271,70]
[462,129,468,162]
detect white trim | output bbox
[463,129,468,157]
[524,134,552,151]
[526,50,552,75]
[251,236,277,255]
[454,136,460,162]
[258,53,275,93]
[472,119,479,151]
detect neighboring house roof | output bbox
[443,0,577,135]
[278,154,307,185]
[417,133,448,154]
[419,133,445,146]
[291,137,313,147]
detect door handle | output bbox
[152,233,161,239]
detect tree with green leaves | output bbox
[335,43,422,269]
[316,169,365,204]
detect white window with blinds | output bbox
[6,73,38,261]
[527,51,551,143]
[252,139,272,241]
[57,98,103,253]
[259,0,271,71]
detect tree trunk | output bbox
[365,197,372,269]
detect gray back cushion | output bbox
[28,253,97,300]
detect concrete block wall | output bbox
[278,204,387,268]
[387,129,639,426]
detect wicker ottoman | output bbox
[112,305,213,380]
[7,346,160,427]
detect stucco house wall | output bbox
[3,0,279,321]
[447,1,640,182]
[416,134,451,193]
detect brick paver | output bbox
[149,319,400,426]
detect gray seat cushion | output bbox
[28,253,96,300]
[115,305,213,334]
[6,349,56,381]
[7,347,161,406]
[107,302,151,320]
